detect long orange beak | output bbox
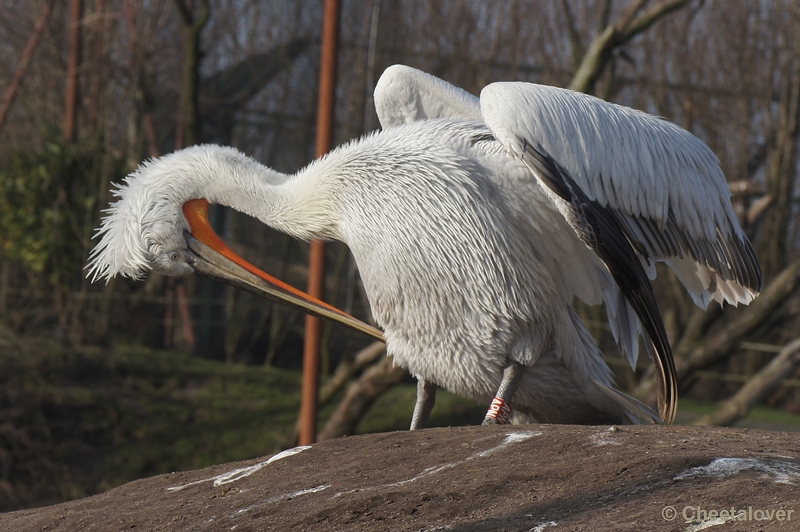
[182,198,384,342]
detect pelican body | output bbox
[88,65,762,427]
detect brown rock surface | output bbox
[2,424,799,531]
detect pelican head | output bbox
[87,145,243,282]
[87,146,383,341]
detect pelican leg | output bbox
[410,379,437,430]
[482,362,524,425]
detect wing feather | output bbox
[374,65,481,128]
[481,82,762,308]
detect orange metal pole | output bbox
[300,0,340,446]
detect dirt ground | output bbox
[2,424,800,531]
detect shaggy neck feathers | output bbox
[86,144,344,281]
[164,145,342,242]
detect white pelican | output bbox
[87,65,761,427]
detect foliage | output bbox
[0,146,57,272]
[0,138,122,285]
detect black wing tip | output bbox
[656,360,679,424]
[519,141,680,423]
[741,235,764,293]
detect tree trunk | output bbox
[124,0,161,158]
[173,0,210,148]
[64,0,83,142]
[86,0,106,131]
[756,58,800,277]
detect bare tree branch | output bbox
[319,342,386,405]
[621,0,691,39]
[0,0,56,134]
[692,338,800,426]
[568,0,691,94]
[614,0,647,33]
[560,0,584,69]
[635,259,800,404]
[568,25,615,93]
[283,342,386,446]
[598,0,613,34]
[318,356,407,441]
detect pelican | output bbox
[87,65,761,428]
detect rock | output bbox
[2,424,799,531]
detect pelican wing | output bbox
[480,81,765,424]
[374,65,481,128]
[480,82,762,309]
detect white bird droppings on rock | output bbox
[675,457,800,485]
[166,445,312,491]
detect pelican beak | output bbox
[181,199,384,342]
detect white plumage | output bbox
[376,65,760,310]
[88,65,762,427]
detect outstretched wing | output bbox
[481,82,763,423]
[480,82,762,309]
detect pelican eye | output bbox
[168,251,182,262]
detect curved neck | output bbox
[179,146,341,242]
